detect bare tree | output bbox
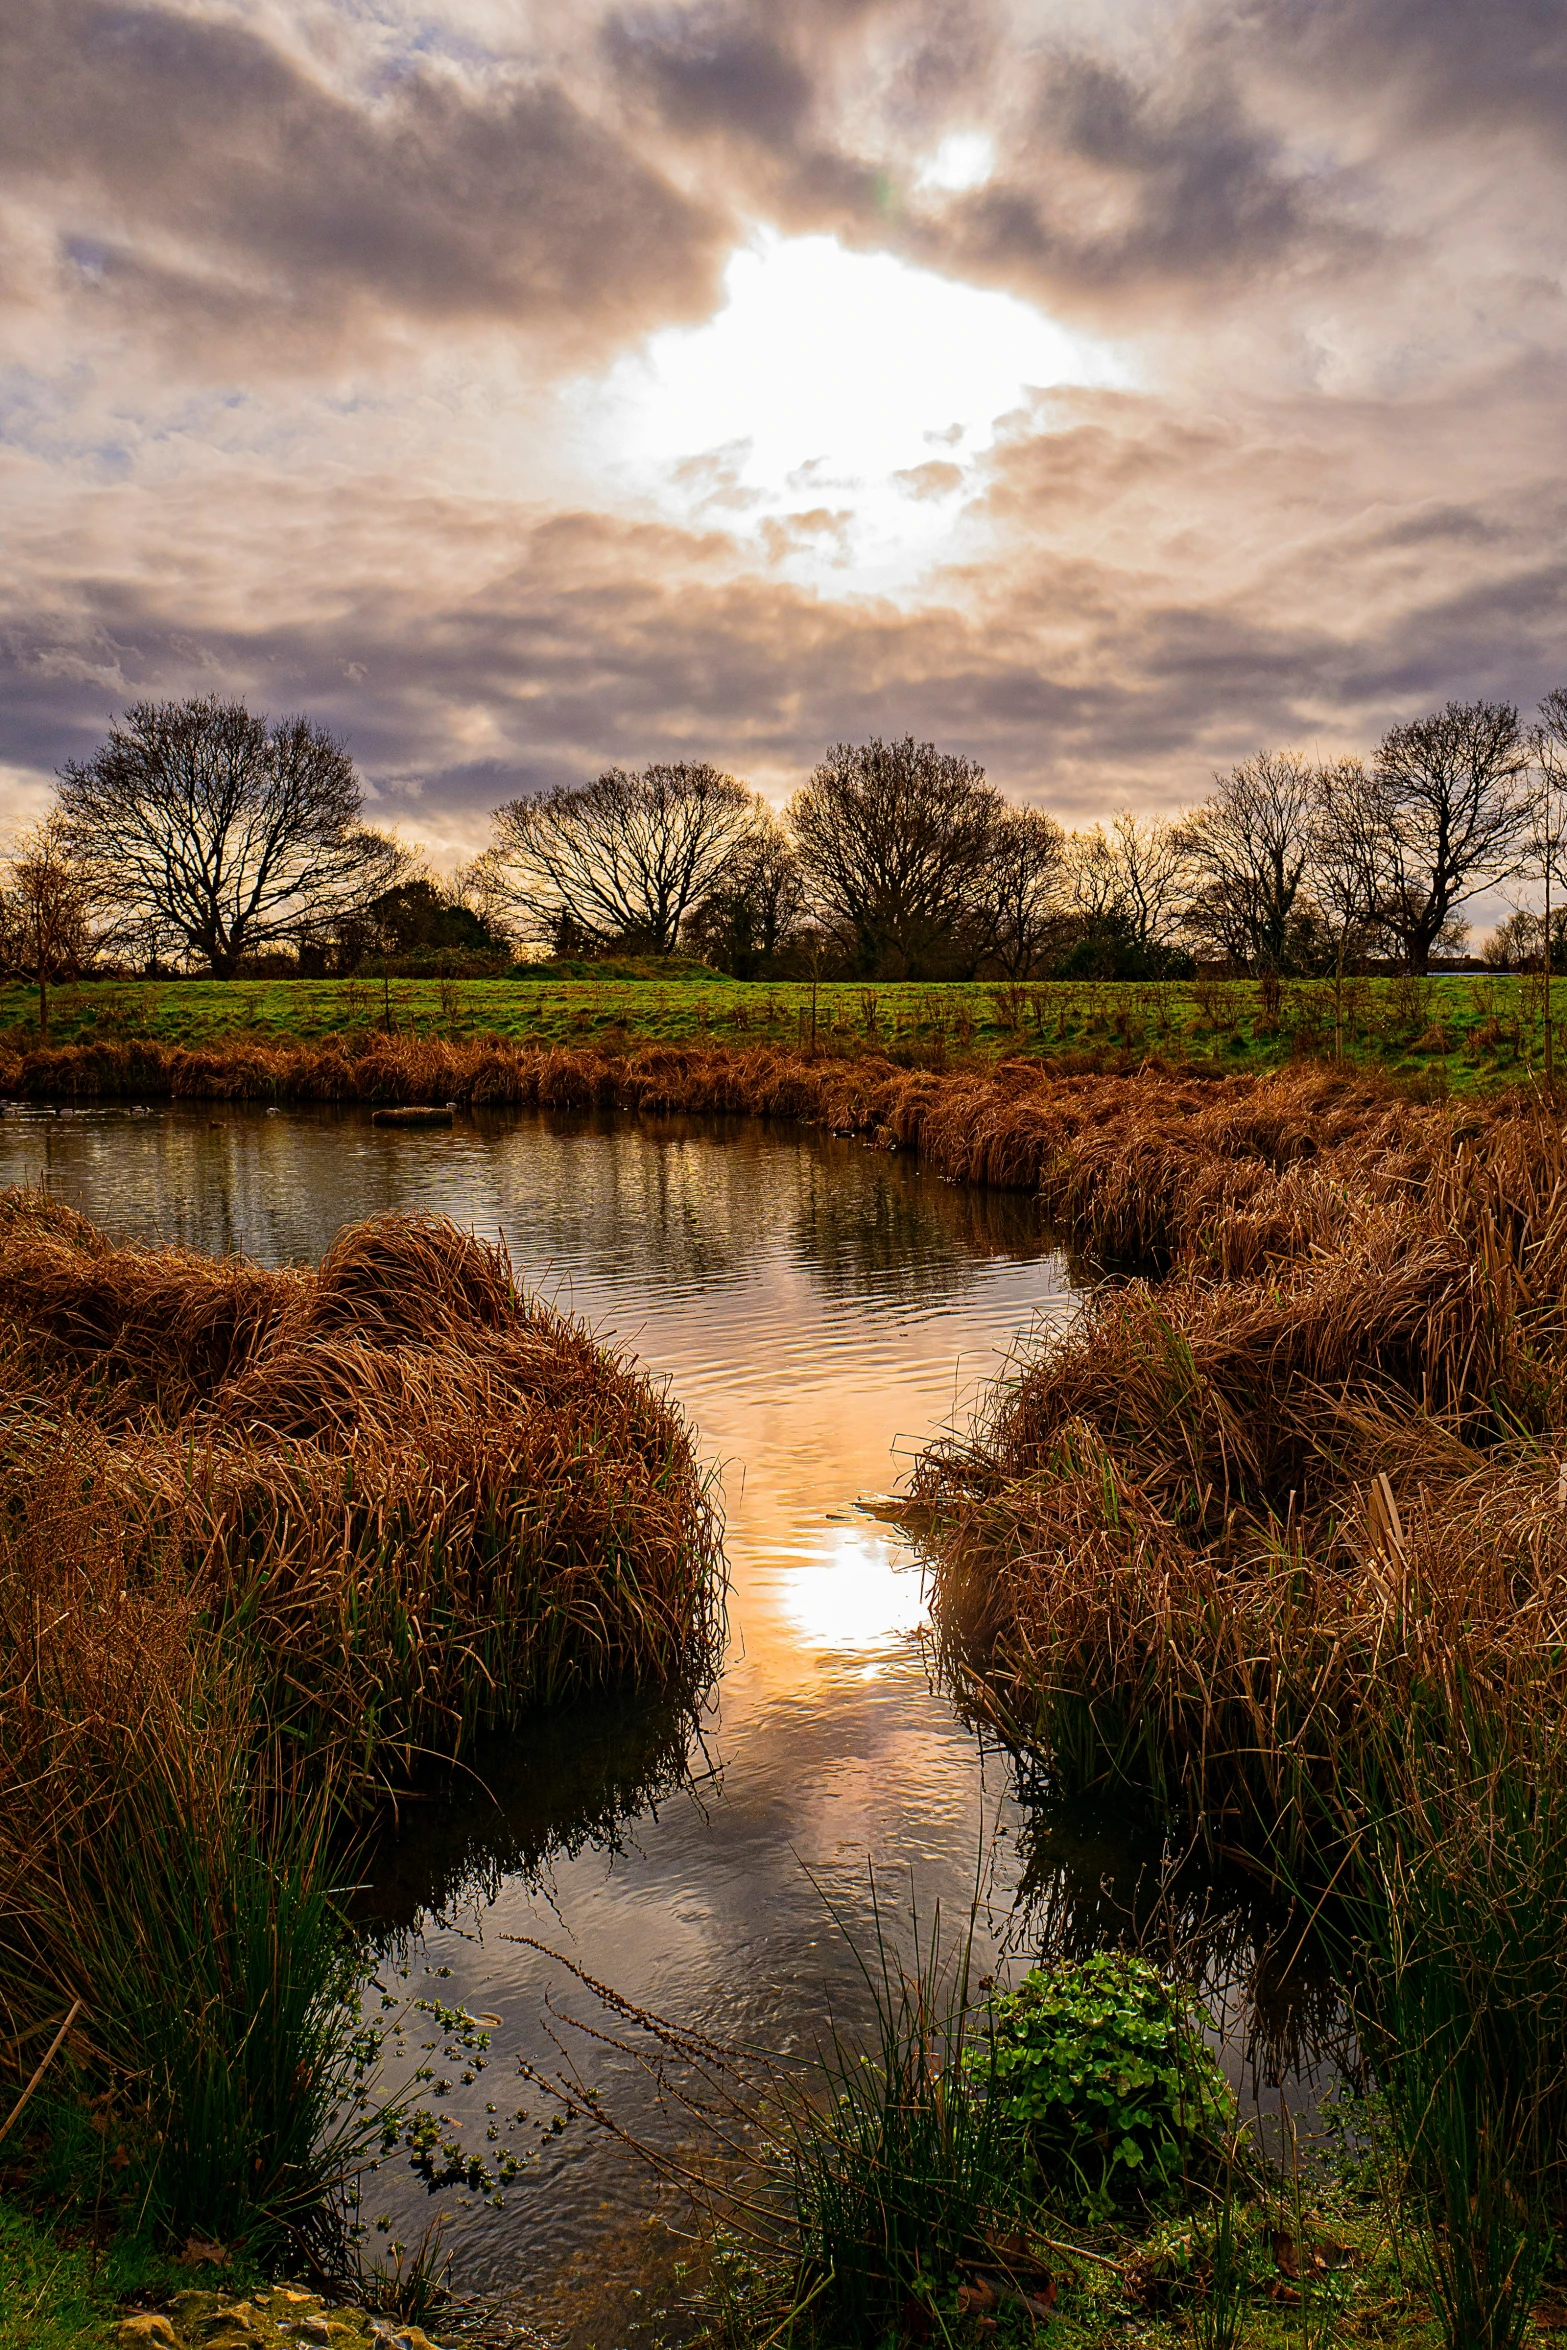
[0,811,107,1043]
[1528,687,1567,1085]
[483,763,759,957]
[1064,826,1124,926]
[57,697,401,976]
[1175,751,1316,971]
[1305,757,1385,1058]
[1068,812,1186,950]
[1369,700,1530,973]
[789,738,1003,978]
[976,805,1066,977]
[682,810,807,976]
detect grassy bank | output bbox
[2,969,1563,1091]
[911,1060,1567,2346]
[911,1059,1566,1835]
[0,1193,721,2266]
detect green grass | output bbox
[0,971,1556,1094]
[0,2198,241,2350]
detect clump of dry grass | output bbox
[913,1077,1567,1855]
[0,1191,723,2235]
[0,1189,724,1786]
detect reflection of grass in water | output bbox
[354,1685,707,1939]
[1006,1787,1355,2113]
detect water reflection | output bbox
[1009,1785,1354,2147]
[0,1098,1334,2334]
[356,1690,710,1938]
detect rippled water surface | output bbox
[0,1100,1328,2340]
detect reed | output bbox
[914,1073,1567,1847]
[0,1191,723,1779]
[1332,1707,1567,2350]
[778,1889,1019,2343]
[0,1029,1494,1221]
[0,1189,722,2245]
[913,1064,1567,2339]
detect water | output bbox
[0,1099,1334,2336]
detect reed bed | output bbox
[0,1189,723,1784]
[0,1028,1479,1223]
[913,1072,1567,1842]
[912,1065,1567,2340]
[0,1191,721,2241]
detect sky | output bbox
[2,0,1565,871]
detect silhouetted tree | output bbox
[1067,812,1188,955]
[366,878,498,957]
[1368,700,1531,973]
[975,805,1067,977]
[483,763,759,956]
[57,697,401,975]
[682,813,807,976]
[789,737,1003,978]
[1176,751,1316,971]
[1303,756,1386,1053]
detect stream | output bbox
[0,1099,1336,2341]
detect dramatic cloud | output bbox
[1,0,1563,862]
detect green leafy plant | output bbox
[982,1951,1237,2216]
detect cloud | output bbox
[0,0,730,365]
[1,0,1564,855]
[893,460,965,500]
[604,8,814,149]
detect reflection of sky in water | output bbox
[0,1103,1336,2333]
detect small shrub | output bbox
[982,1951,1236,2215]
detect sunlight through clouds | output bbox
[581,232,1132,588]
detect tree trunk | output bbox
[37,970,48,1048]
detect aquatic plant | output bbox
[1331,1707,1567,2350]
[777,1889,1020,2341]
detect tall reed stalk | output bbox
[1325,1706,1567,2350]
[778,1885,1016,2341]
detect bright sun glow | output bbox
[773,1530,928,1659]
[583,232,1129,586]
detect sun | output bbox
[579,231,1131,587]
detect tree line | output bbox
[3,688,1566,1037]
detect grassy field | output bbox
[1,969,1561,1091]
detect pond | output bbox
[0,1100,1336,2340]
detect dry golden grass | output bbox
[0,1189,726,2008]
[0,1190,724,2156]
[0,1190,724,1786]
[0,1029,1458,1214]
[911,1065,1567,1854]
